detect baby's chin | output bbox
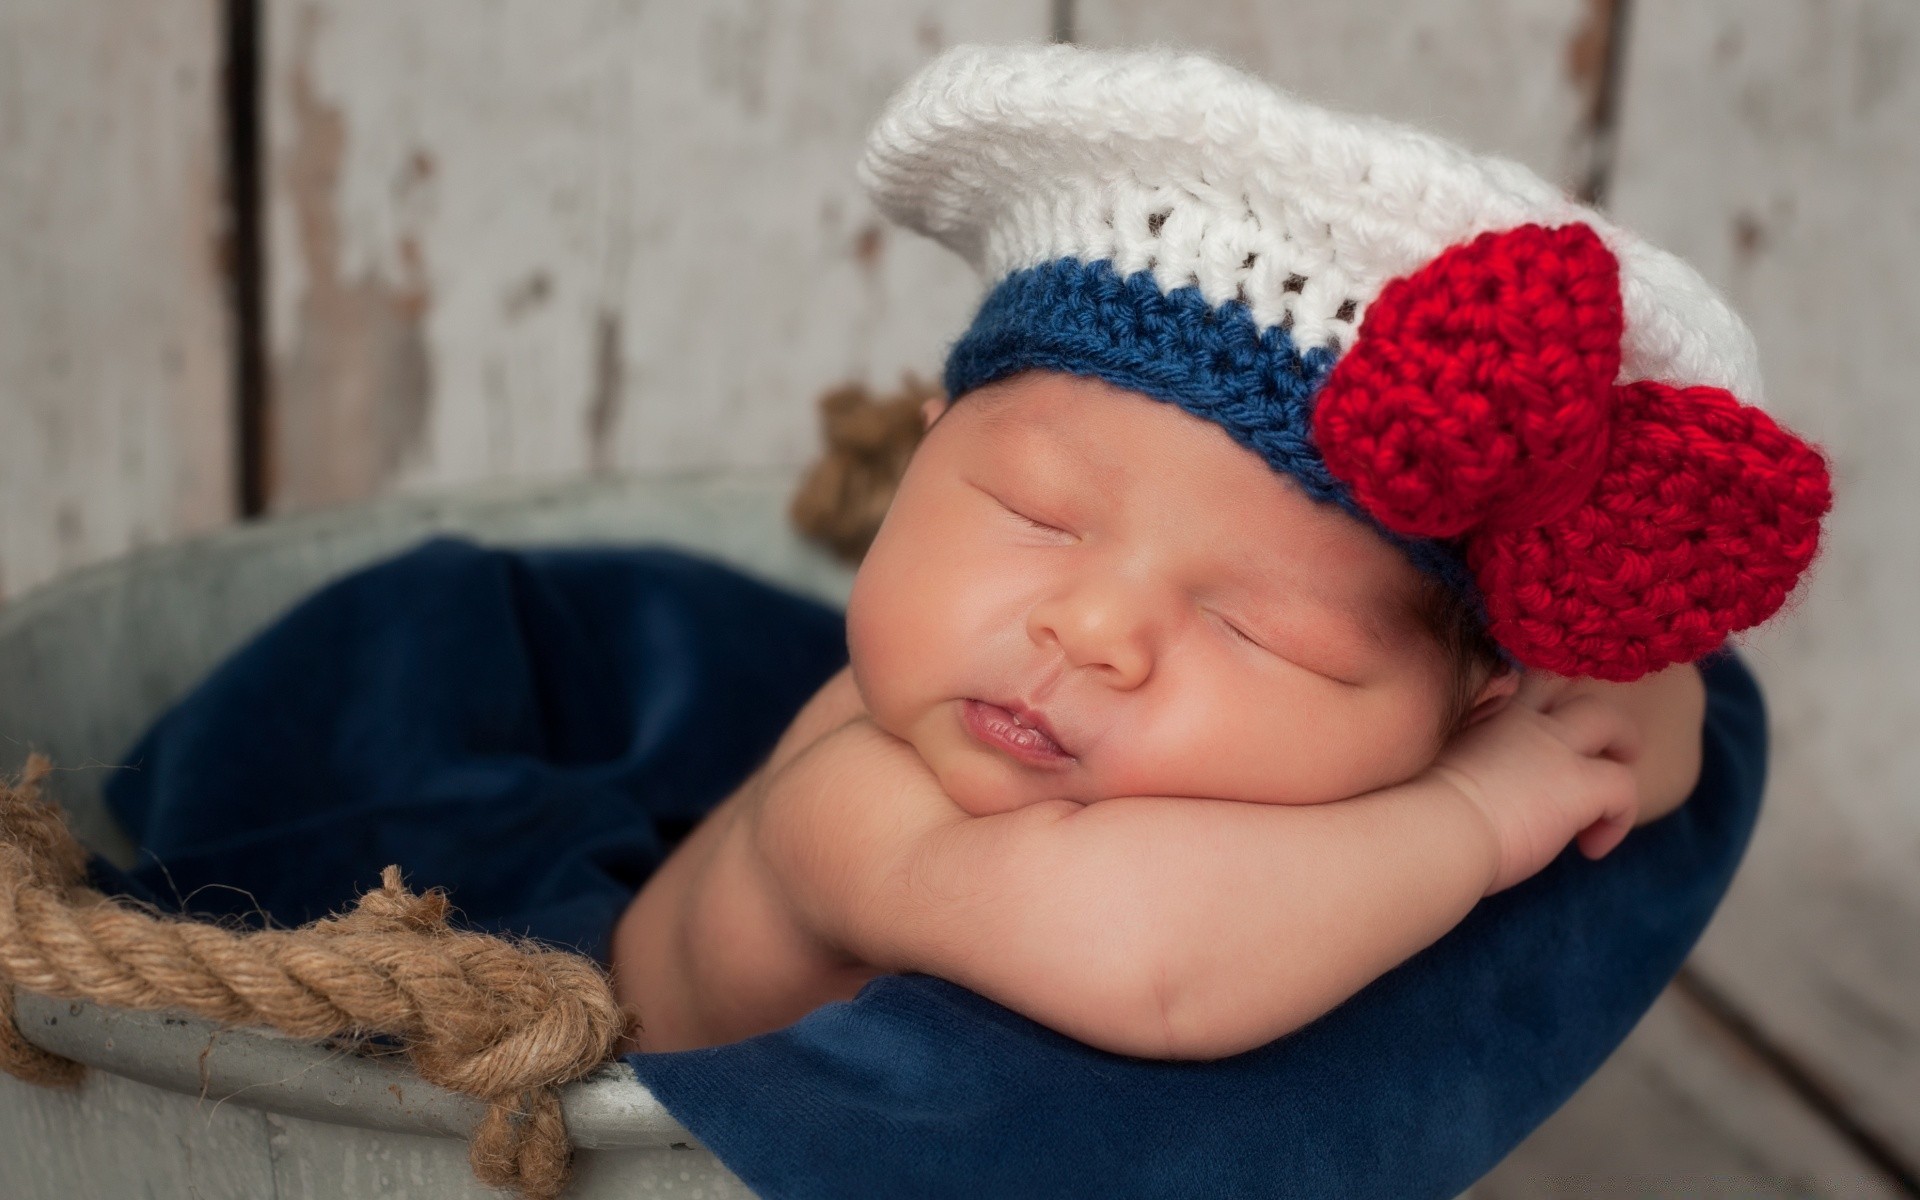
[912,725,1090,817]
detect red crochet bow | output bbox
[1312,223,1831,681]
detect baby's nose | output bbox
[1029,580,1155,689]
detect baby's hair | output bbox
[1409,575,1509,740]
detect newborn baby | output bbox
[612,44,1828,1060]
[612,370,1713,1058]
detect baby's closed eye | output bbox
[1204,605,1367,687]
[975,484,1077,540]
[1209,610,1268,651]
[1006,505,1068,535]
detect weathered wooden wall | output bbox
[1605,0,1920,1176]
[260,0,1046,511]
[0,0,233,604]
[1077,0,1618,194]
[1,1,1916,1193]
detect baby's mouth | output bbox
[961,699,1076,767]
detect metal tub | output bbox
[0,473,851,1199]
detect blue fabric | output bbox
[945,257,1476,595]
[93,538,1767,1199]
[102,539,847,961]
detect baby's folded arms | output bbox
[744,665,1705,1060]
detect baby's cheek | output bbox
[844,575,908,713]
[1128,684,1424,805]
[1300,695,1448,798]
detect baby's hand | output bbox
[1428,678,1642,896]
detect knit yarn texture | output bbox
[861,43,1831,680]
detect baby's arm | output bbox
[758,665,866,777]
[751,667,1700,1061]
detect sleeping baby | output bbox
[611,44,1830,1060]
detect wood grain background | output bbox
[1,1,1915,1193]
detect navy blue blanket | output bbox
[99,539,1766,1199]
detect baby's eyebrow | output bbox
[1230,568,1397,658]
[980,406,1086,457]
[979,412,1111,489]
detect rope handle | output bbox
[0,754,625,1200]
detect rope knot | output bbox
[318,865,451,935]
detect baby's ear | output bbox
[920,396,950,429]
[1464,668,1522,727]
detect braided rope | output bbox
[0,755,625,1200]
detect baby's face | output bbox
[846,370,1464,816]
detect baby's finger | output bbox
[1576,811,1633,859]
[1545,694,1644,764]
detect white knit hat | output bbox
[859,42,1761,402]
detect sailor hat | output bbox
[859,43,1830,680]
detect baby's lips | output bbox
[999,699,1076,758]
[963,699,1078,766]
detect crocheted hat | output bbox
[859,43,1831,682]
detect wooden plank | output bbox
[1476,985,1904,1197]
[262,0,1050,514]
[0,0,235,603]
[1604,0,1920,1171]
[1075,0,1616,194]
